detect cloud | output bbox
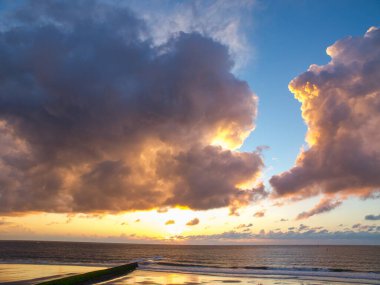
[352,223,361,229]
[165,219,175,225]
[365,214,380,221]
[235,223,253,229]
[0,1,264,215]
[186,218,199,226]
[173,226,380,244]
[127,0,256,69]
[135,219,140,223]
[296,198,342,220]
[270,27,380,211]
[253,210,265,217]
[175,230,254,241]
[0,219,11,226]
[351,223,378,232]
[280,218,288,222]
[298,224,309,231]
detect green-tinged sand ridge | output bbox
[36,262,138,285]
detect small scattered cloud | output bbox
[253,210,265,218]
[351,223,379,232]
[365,214,380,221]
[174,230,254,241]
[296,198,342,220]
[298,224,309,231]
[172,225,380,244]
[186,218,199,226]
[135,219,140,223]
[235,223,253,229]
[165,219,175,225]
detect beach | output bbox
[0,263,106,284]
[100,269,380,285]
[1,242,380,285]
[1,263,380,285]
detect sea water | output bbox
[1,241,380,283]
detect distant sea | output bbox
[1,241,380,282]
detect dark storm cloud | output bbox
[365,214,380,221]
[270,27,380,213]
[0,1,264,214]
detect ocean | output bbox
[1,241,380,284]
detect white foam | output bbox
[139,264,380,284]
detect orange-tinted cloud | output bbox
[165,220,175,225]
[253,210,265,218]
[186,218,199,226]
[296,198,342,220]
[0,1,264,215]
[271,27,380,212]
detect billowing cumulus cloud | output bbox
[271,27,380,210]
[186,218,199,226]
[0,1,264,215]
[296,199,342,220]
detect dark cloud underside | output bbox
[0,1,264,214]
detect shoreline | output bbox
[1,263,380,285]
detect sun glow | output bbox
[211,124,252,150]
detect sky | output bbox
[0,0,380,245]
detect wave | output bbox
[2,257,380,283]
[142,261,380,274]
[139,261,380,283]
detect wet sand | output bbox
[98,269,378,285]
[0,263,106,284]
[0,264,378,285]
